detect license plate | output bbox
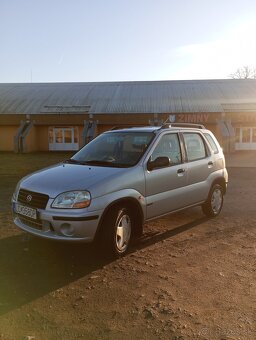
[15,203,37,220]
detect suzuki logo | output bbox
[26,194,32,202]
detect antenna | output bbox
[163,117,171,124]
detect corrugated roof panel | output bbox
[1,79,256,114]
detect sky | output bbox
[1,0,256,83]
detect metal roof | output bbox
[1,79,256,114]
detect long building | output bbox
[1,79,256,153]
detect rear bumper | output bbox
[224,168,228,194]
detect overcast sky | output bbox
[1,0,256,82]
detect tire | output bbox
[100,206,133,257]
[202,184,224,217]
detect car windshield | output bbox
[70,131,155,167]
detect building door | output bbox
[235,127,256,150]
[49,127,79,151]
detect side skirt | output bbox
[145,201,205,223]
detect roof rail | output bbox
[110,126,134,130]
[160,123,206,129]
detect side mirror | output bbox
[147,156,170,171]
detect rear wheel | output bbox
[100,206,133,257]
[202,184,224,217]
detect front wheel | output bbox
[100,206,133,257]
[202,184,224,217]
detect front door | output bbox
[145,133,188,219]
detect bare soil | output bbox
[0,152,255,340]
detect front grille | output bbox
[18,189,49,209]
[18,215,54,232]
[19,216,43,230]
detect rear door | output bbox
[144,132,189,219]
[182,132,214,204]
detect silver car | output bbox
[12,123,228,257]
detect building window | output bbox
[241,128,250,143]
[235,128,240,143]
[235,127,256,150]
[64,129,72,143]
[55,128,63,143]
[48,127,79,151]
[252,128,256,143]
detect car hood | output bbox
[20,163,127,198]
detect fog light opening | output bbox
[60,223,74,236]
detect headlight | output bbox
[51,191,91,209]
[12,180,21,201]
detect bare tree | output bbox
[230,66,256,79]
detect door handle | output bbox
[208,161,214,167]
[177,168,185,174]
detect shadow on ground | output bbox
[0,216,207,316]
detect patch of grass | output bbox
[0,152,73,177]
[0,152,73,211]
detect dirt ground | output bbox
[0,152,255,340]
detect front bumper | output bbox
[12,202,103,242]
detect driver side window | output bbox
[151,133,182,165]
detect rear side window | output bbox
[183,133,207,161]
[204,133,219,154]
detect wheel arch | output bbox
[211,177,227,195]
[95,197,144,241]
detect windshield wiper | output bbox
[83,160,127,168]
[64,159,129,168]
[64,159,87,165]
